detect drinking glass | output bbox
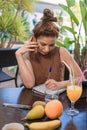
[2,123,24,130]
[66,78,82,116]
[45,88,59,102]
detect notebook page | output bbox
[32,84,66,95]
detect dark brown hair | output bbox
[33,9,59,39]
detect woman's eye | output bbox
[40,43,46,46]
[49,44,55,47]
[40,42,55,47]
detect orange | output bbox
[45,100,63,119]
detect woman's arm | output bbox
[45,79,69,90]
[15,37,38,88]
[45,47,82,90]
[60,47,82,77]
[16,52,35,88]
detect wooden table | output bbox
[0,87,87,130]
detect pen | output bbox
[2,103,32,110]
[47,65,52,79]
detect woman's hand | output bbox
[45,79,58,90]
[45,79,68,90]
[16,36,38,55]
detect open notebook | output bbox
[32,84,66,95]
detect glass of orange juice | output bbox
[66,78,82,116]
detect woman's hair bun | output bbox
[41,8,57,23]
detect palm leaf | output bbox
[0,0,35,47]
[8,16,29,41]
[0,0,16,11]
[64,37,74,49]
[0,12,14,32]
[62,26,76,35]
[59,4,79,26]
[79,0,87,35]
[66,0,75,7]
[15,0,36,12]
[56,38,74,50]
[0,0,35,12]
[56,40,66,48]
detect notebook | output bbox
[32,84,66,95]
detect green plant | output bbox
[0,0,35,48]
[56,0,87,70]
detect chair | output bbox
[64,66,69,80]
[0,48,19,87]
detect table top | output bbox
[0,87,87,130]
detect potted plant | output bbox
[0,0,35,48]
[56,0,87,71]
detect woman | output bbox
[16,9,82,90]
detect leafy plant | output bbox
[57,0,87,70]
[0,0,35,48]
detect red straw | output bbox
[77,69,87,85]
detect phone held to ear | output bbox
[31,35,38,54]
[31,35,36,42]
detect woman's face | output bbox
[37,36,57,55]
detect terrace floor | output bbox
[0,68,22,88]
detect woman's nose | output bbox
[45,46,50,52]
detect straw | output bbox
[61,61,74,85]
[70,64,75,85]
[77,69,87,86]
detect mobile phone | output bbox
[31,35,38,54]
[31,35,36,42]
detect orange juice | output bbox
[67,85,82,102]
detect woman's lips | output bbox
[41,52,49,55]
